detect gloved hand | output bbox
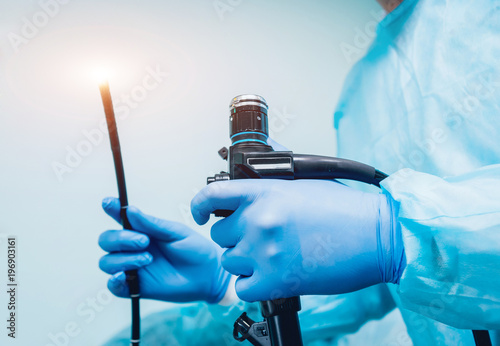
[191,179,406,302]
[98,197,231,304]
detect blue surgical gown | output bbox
[335,0,500,335]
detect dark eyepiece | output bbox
[229,95,269,145]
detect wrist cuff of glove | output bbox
[378,193,407,284]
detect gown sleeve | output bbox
[381,164,500,329]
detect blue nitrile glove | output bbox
[99,197,231,304]
[191,179,406,302]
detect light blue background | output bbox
[0,0,381,344]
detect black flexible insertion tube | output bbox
[99,81,141,346]
[122,209,141,346]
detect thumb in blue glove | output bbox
[191,179,406,302]
[99,197,231,304]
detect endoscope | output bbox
[207,95,387,346]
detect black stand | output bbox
[473,330,492,346]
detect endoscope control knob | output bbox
[218,147,229,160]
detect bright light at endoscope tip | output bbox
[93,67,112,86]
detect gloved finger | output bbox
[126,206,194,242]
[234,274,262,302]
[221,246,254,277]
[191,180,261,225]
[107,272,129,298]
[99,252,153,274]
[98,230,150,252]
[210,210,245,248]
[267,138,290,151]
[102,197,123,224]
[103,198,194,242]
